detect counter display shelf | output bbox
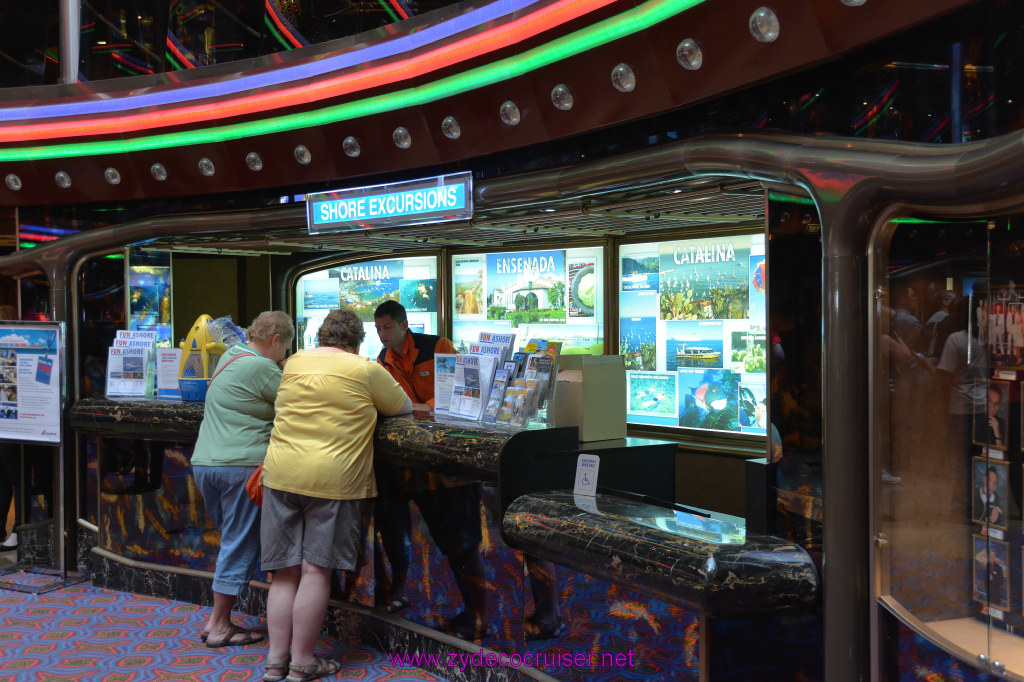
[503,490,819,618]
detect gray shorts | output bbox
[260,487,368,571]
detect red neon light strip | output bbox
[266,0,305,48]
[0,0,612,143]
[166,37,196,69]
[388,0,410,21]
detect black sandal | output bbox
[285,655,341,682]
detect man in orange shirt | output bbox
[374,300,456,409]
[373,301,489,639]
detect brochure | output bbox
[449,353,497,420]
[482,368,511,422]
[433,353,457,414]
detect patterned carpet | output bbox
[0,575,447,682]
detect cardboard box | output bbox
[551,355,627,442]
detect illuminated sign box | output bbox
[306,172,473,234]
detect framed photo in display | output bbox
[971,457,1009,529]
[973,380,1010,450]
[973,534,1011,610]
[987,287,1023,368]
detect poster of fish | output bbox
[453,255,485,319]
[400,279,437,312]
[620,250,660,291]
[620,315,656,371]
[330,258,403,321]
[627,372,677,416]
[665,320,724,371]
[659,236,750,321]
[486,250,566,325]
[677,368,741,432]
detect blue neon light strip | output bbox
[0,0,544,123]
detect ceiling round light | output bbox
[245,152,263,172]
[499,101,521,126]
[393,127,412,149]
[55,171,72,189]
[342,136,361,157]
[610,63,636,93]
[840,0,866,5]
[676,39,703,70]
[198,157,216,176]
[104,167,121,185]
[749,7,780,42]
[293,145,312,165]
[150,163,168,181]
[441,116,462,140]
[4,174,22,191]
[551,84,574,111]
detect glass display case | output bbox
[875,215,1024,678]
[294,255,439,359]
[618,232,767,436]
[126,248,172,348]
[450,246,605,356]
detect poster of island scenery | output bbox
[659,235,750,321]
[627,372,677,426]
[451,247,605,355]
[620,232,765,436]
[666,320,724,371]
[294,256,439,358]
[620,249,660,291]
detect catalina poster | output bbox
[659,236,750,321]
[677,368,741,432]
[330,258,403,321]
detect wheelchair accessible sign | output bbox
[306,172,473,234]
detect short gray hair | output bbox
[318,308,365,350]
[247,311,294,344]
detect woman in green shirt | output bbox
[192,310,293,649]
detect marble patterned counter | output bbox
[374,413,577,482]
[503,490,819,618]
[70,398,206,440]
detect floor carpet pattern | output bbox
[0,579,447,682]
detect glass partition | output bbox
[875,216,1024,677]
[618,232,766,436]
[295,255,439,359]
[450,247,605,355]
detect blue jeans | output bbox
[193,465,261,597]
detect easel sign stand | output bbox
[0,321,83,593]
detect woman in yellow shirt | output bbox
[260,308,410,682]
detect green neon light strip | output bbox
[1,0,703,163]
[264,15,292,50]
[377,0,400,23]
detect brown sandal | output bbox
[263,658,291,682]
[285,655,341,681]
